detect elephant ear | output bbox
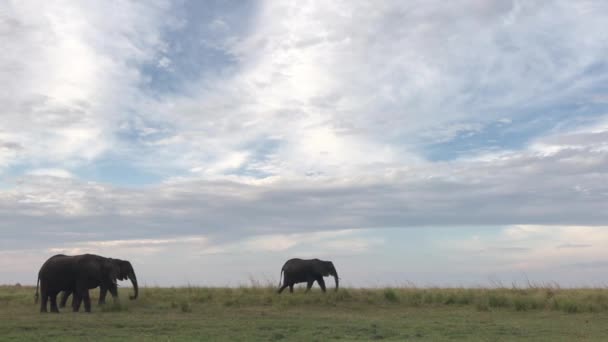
[316,261,331,276]
[102,260,119,285]
[323,261,334,276]
[118,260,133,281]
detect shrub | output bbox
[488,293,509,308]
[180,301,192,313]
[513,297,531,311]
[101,302,128,312]
[562,302,579,314]
[405,291,422,306]
[475,300,490,311]
[334,288,352,301]
[383,289,399,303]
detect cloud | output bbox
[239,230,380,254]
[47,236,210,257]
[112,0,608,181]
[2,1,608,286]
[0,0,173,171]
[1,125,607,251]
[446,225,608,275]
[4,0,607,180]
[27,168,73,178]
[556,244,592,249]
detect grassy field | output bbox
[1,285,608,341]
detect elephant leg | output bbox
[59,290,71,308]
[50,293,60,313]
[39,286,48,313]
[289,284,294,293]
[277,284,289,294]
[109,284,119,303]
[72,293,82,312]
[317,277,327,292]
[305,279,314,292]
[82,291,91,313]
[99,287,108,305]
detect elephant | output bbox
[58,257,138,308]
[35,254,139,313]
[277,258,339,294]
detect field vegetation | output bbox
[1,284,608,341]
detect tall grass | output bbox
[133,285,608,314]
[5,284,608,314]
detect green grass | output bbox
[2,285,608,341]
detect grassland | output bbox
[1,285,608,341]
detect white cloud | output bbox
[27,168,73,178]
[41,230,378,257]
[157,56,172,69]
[127,0,608,183]
[239,230,375,253]
[1,125,606,249]
[2,1,608,286]
[0,0,171,170]
[447,225,608,274]
[47,236,210,256]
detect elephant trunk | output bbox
[128,271,138,300]
[333,272,339,291]
[35,275,40,304]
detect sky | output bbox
[1,0,608,287]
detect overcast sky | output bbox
[1,0,608,287]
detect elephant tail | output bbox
[34,276,40,304]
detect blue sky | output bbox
[1,0,608,287]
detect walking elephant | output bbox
[35,254,139,313]
[58,258,138,308]
[277,258,339,294]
